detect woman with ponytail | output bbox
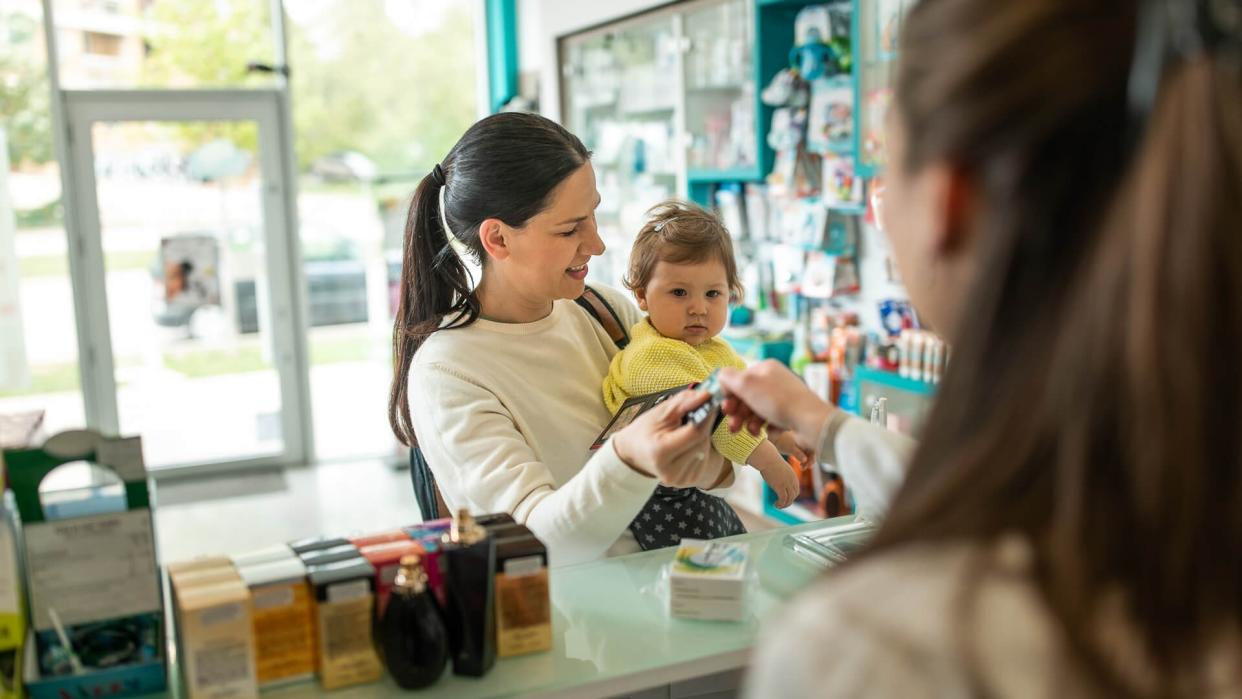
[388,113,727,566]
[728,0,1242,695]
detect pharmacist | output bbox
[731,0,1242,694]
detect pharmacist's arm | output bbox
[411,363,658,567]
[718,361,915,516]
[815,411,914,518]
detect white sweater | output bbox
[745,535,1242,697]
[408,285,653,566]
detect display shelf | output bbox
[618,105,677,118]
[687,167,763,183]
[852,365,935,399]
[762,484,821,525]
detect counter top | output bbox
[166,518,849,699]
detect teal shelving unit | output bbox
[851,0,909,178]
[685,0,835,207]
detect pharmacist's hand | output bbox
[612,390,717,487]
[718,361,834,457]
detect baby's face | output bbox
[636,259,730,346]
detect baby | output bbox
[603,201,801,549]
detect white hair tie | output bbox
[438,185,453,238]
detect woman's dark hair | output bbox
[858,0,1242,694]
[388,112,591,447]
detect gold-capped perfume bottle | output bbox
[375,555,449,689]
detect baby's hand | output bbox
[772,430,813,464]
[759,459,800,509]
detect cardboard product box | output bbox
[402,522,453,605]
[288,537,349,557]
[171,571,259,699]
[401,520,450,541]
[358,541,424,617]
[229,546,294,569]
[492,526,551,658]
[5,430,166,699]
[667,540,750,622]
[0,493,23,699]
[305,557,382,690]
[235,557,315,688]
[296,544,359,568]
[346,531,409,549]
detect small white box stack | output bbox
[667,540,750,622]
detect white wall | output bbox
[520,0,670,121]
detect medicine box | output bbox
[6,430,167,699]
[667,540,750,622]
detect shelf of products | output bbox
[853,0,909,177]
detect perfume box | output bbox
[306,557,382,690]
[235,556,315,687]
[170,566,259,699]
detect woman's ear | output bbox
[634,286,650,312]
[926,162,979,256]
[478,218,511,260]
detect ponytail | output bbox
[387,171,480,447]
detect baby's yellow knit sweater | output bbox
[603,319,764,465]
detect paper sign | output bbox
[94,437,146,482]
[24,509,160,629]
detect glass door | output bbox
[62,89,309,471]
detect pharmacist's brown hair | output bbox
[858,0,1242,695]
[624,200,743,300]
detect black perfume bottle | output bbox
[441,509,496,677]
[375,555,449,689]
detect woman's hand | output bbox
[717,360,835,458]
[611,390,717,487]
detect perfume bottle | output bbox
[441,509,496,677]
[376,555,448,689]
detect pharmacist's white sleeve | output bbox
[819,413,914,518]
[411,363,658,567]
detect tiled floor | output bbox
[151,458,778,565]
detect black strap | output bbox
[575,285,630,349]
[412,286,631,517]
[410,445,448,520]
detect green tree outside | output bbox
[141,0,478,178]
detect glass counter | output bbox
[155,518,854,698]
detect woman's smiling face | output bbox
[501,163,605,302]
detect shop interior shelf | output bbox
[854,365,937,397]
[686,167,763,183]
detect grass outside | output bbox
[0,331,375,397]
[0,356,145,398]
[19,250,154,278]
[161,330,374,378]
[0,362,81,398]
